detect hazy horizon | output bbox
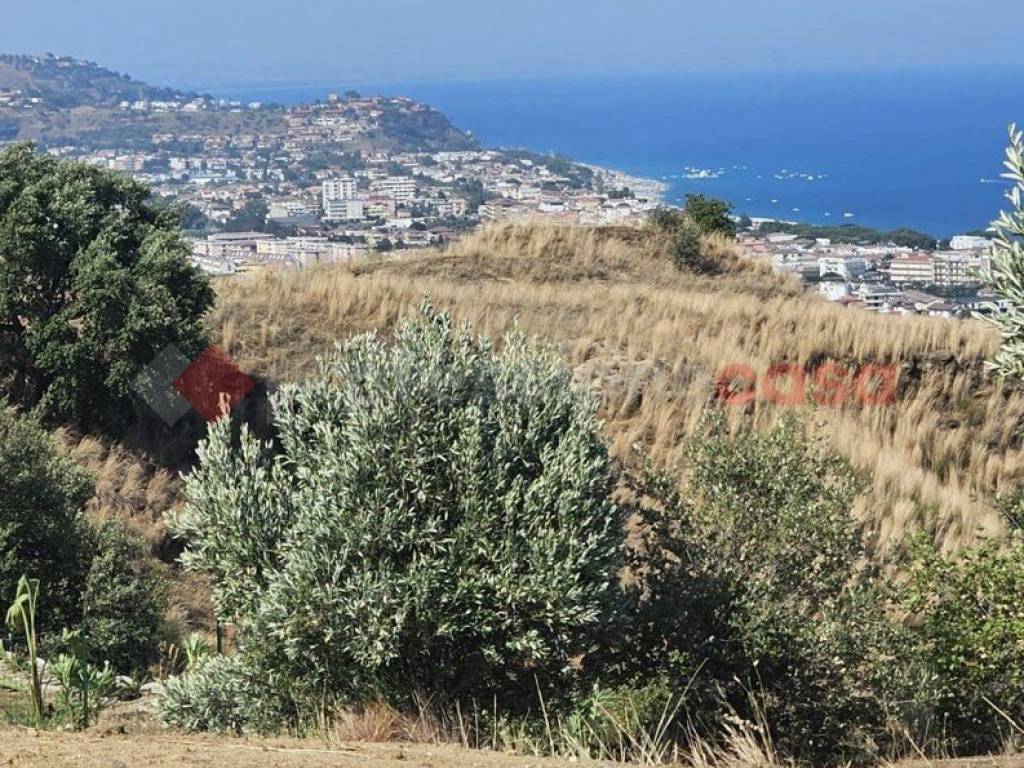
[3,0,1023,88]
[191,64,1024,95]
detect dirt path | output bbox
[0,726,596,768]
[5,727,1024,768]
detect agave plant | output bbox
[5,575,44,720]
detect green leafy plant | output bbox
[51,631,119,729]
[0,405,165,675]
[0,403,93,636]
[162,303,625,732]
[895,532,1024,753]
[683,193,736,238]
[648,207,720,273]
[182,632,212,669]
[80,521,167,674]
[0,143,214,430]
[624,415,893,763]
[5,575,43,721]
[980,124,1024,377]
[158,655,251,734]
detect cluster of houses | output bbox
[117,96,259,113]
[748,232,1006,317]
[188,231,370,275]
[35,91,666,274]
[0,89,42,108]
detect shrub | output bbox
[159,655,251,733]
[0,404,165,674]
[670,222,706,272]
[0,143,214,429]
[81,521,167,674]
[0,402,93,634]
[163,304,625,731]
[896,532,1024,753]
[683,193,736,238]
[627,415,893,762]
[648,208,718,273]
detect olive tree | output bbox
[983,125,1024,377]
[162,305,625,731]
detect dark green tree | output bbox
[628,415,892,762]
[0,403,93,635]
[82,521,168,674]
[0,404,167,672]
[683,194,736,237]
[223,198,269,232]
[0,144,214,429]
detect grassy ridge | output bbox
[62,218,1022,610]
[209,221,1020,557]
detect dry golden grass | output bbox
[211,220,1022,554]
[55,427,182,552]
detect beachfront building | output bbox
[889,254,936,284]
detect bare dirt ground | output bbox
[4,719,1024,768]
[0,725,592,768]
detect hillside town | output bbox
[3,70,666,274]
[1,55,1001,317]
[164,132,664,275]
[748,230,1003,318]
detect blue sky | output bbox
[2,0,1023,87]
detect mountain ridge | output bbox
[0,52,477,153]
[0,53,205,108]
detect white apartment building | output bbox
[819,255,867,281]
[933,254,977,287]
[949,235,993,251]
[889,254,935,284]
[194,231,276,259]
[772,251,814,272]
[267,200,315,220]
[323,198,365,222]
[371,176,417,202]
[818,279,850,302]
[255,237,367,268]
[322,177,358,203]
[111,155,145,172]
[853,283,902,312]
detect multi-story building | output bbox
[255,236,366,268]
[371,176,416,202]
[933,253,978,287]
[819,255,867,281]
[949,235,993,251]
[322,177,358,203]
[364,195,398,219]
[268,199,315,220]
[853,282,902,312]
[889,254,935,284]
[323,198,366,222]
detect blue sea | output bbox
[210,71,1024,237]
